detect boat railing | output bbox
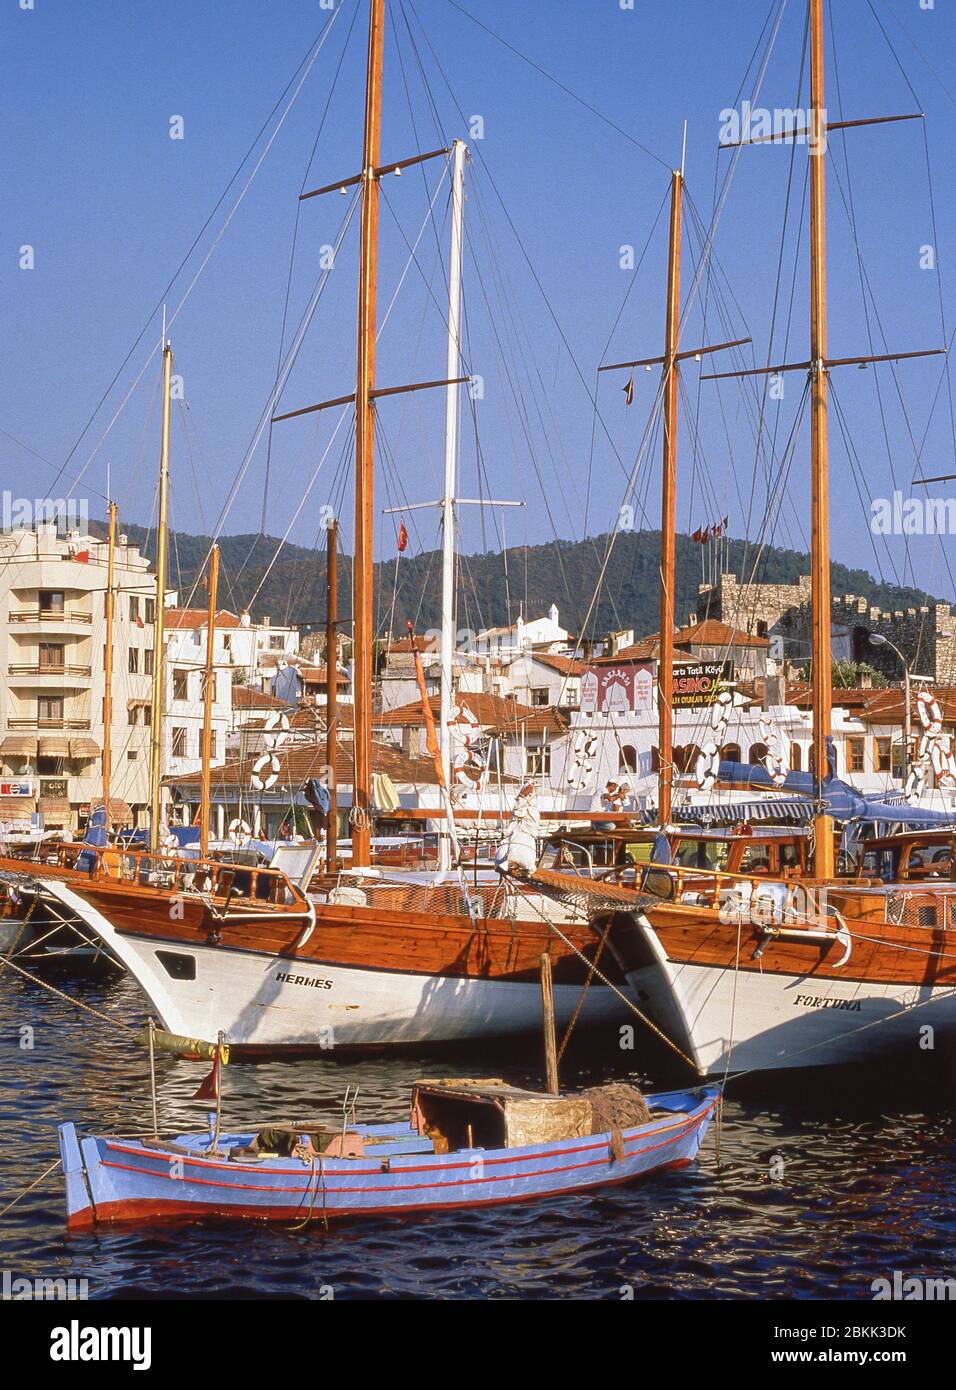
[25,840,306,909]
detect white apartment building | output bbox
[0,523,154,833]
[162,608,234,779]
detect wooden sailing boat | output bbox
[514,0,956,1076]
[28,0,630,1052]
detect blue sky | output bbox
[4,0,956,603]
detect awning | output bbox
[89,796,132,825]
[39,797,71,817]
[0,796,35,816]
[69,738,100,759]
[0,735,38,756]
[38,737,71,758]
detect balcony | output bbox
[9,608,92,627]
[8,664,92,677]
[7,719,92,731]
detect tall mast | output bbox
[351,0,385,868]
[438,138,467,872]
[101,499,117,827]
[657,170,683,826]
[809,0,834,878]
[199,544,219,857]
[148,342,172,852]
[325,519,339,871]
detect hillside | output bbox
[95,522,948,643]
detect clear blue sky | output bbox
[4,0,956,604]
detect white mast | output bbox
[438,138,467,873]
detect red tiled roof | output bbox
[164,607,243,630]
[519,652,586,677]
[374,690,568,735]
[387,635,439,654]
[232,686,287,711]
[166,735,463,790]
[675,619,770,649]
[300,665,349,685]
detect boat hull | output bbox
[58,1088,718,1228]
[41,879,630,1051]
[618,887,956,1075]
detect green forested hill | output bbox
[96,522,947,641]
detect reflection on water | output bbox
[2,969,956,1299]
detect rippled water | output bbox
[3,966,956,1300]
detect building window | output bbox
[269,635,284,651]
[37,696,63,725]
[144,649,154,675]
[39,590,64,615]
[721,743,742,763]
[209,730,217,759]
[145,598,156,625]
[223,634,232,655]
[38,642,65,670]
[129,648,139,674]
[171,727,188,758]
[529,687,549,707]
[173,669,189,702]
[143,705,151,727]
[128,706,138,726]
[525,743,551,777]
[790,743,803,772]
[127,750,137,761]
[129,596,140,623]
[848,737,866,774]
[876,737,892,774]
[619,744,638,774]
[748,742,769,765]
[201,672,217,703]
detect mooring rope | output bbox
[0,952,137,1036]
[0,1159,62,1220]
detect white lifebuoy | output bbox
[696,740,721,792]
[229,817,252,839]
[710,689,733,731]
[916,689,943,736]
[251,751,281,791]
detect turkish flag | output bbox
[193,1048,221,1101]
[692,527,702,544]
[397,521,408,553]
[75,550,90,563]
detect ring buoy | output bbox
[251,752,280,791]
[710,689,733,731]
[229,818,252,839]
[916,689,943,737]
[696,740,721,792]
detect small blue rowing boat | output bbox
[59,1079,719,1228]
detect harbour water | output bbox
[3,969,956,1301]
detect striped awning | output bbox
[89,796,132,825]
[0,735,38,756]
[0,796,35,816]
[39,797,71,817]
[688,798,814,825]
[69,738,100,759]
[38,737,71,758]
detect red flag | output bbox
[692,527,703,544]
[397,520,408,553]
[623,373,634,406]
[701,527,710,544]
[193,1047,221,1101]
[74,550,90,563]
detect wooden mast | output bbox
[148,342,173,852]
[351,0,385,869]
[199,544,219,857]
[325,519,339,871]
[101,499,117,828]
[657,170,683,826]
[809,0,834,878]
